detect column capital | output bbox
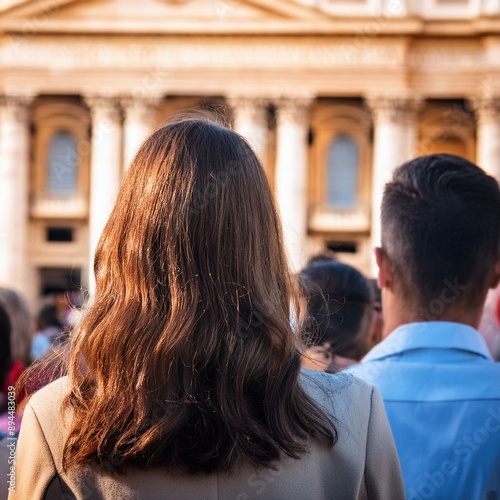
[0,94,35,122]
[84,95,122,122]
[275,97,314,126]
[468,96,500,121]
[227,96,269,106]
[227,96,269,122]
[121,95,164,121]
[366,96,422,124]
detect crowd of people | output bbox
[0,117,499,499]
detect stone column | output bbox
[228,96,269,162]
[84,96,123,293]
[122,96,162,168]
[367,96,420,274]
[470,96,500,180]
[0,95,33,294]
[275,97,312,271]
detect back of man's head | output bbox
[381,154,500,314]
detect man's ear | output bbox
[375,247,394,290]
[490,257,500,289]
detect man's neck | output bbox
[381,299,484,338]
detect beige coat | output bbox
[8,371,405,500]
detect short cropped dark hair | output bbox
[381,154,500,311]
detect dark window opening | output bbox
[327,241,357,254]
[46,227,74,242]
[308,129,314,146]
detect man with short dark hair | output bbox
[347,154,500,499]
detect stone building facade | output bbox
[1,0,500,305]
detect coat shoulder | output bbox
[300,369,375,423]
[28,376,70,412]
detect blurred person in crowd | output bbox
[0,289,32,368]
[0,303,13,500]
[0,289,32,409]
[299,259,375,373]
[31,304,64,360]
[0,300,68,500]
[0,303,12,424]
[347,154,500,499]
[11,119,404,499]
[53,290,82,330]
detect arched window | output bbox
[327,134,359,207]
[46,132,78,193]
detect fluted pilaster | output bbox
[274,97,313,271]
[84,95,123,293]
[228,96,269,162]
[469,96,500,180]
[122,96,163,168]
[366,96,421,274]
[0,94,34,293]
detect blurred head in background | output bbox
[298,258,374,373]
[0,303,12,390]
[0,288,32,367]
[31,304,65,361]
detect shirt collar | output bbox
[362,321,493,363]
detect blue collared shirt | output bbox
[346,322,500,500]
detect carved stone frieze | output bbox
[0,39,407,70]
[409,47,484,69]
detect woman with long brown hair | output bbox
[11,118,403,499]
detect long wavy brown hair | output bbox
[63,118,336,474]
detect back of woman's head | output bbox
[65,118,334,473]
[299,260,373,360]
[0,288,32,366]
